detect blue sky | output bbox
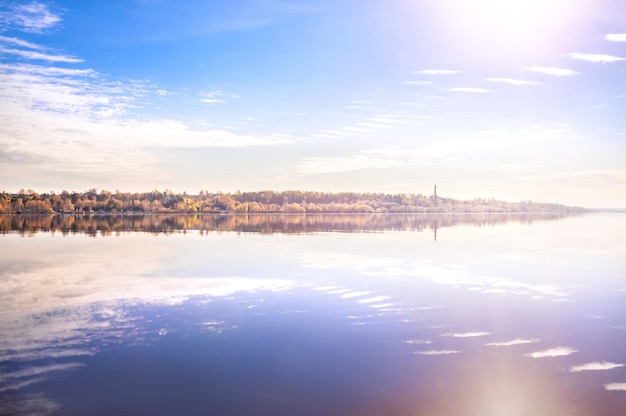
[0,0,625,207]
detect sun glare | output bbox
[443,0,584,52]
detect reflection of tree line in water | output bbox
[0,213,574,236]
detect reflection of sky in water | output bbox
[0,214,625,415]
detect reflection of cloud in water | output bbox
[369,303,396,309]
[403,339,432,345]
[0,363,85,392]
[570,362,624,372]
[0,277,293,395]
[415,350,459,355]
[442,331,490,338]
[605,383,626,391]
[0,393,62,415]
[299,252,570,299]
[525,347,578,358]
[340,291,373,299]
[411,305,443,310]
[358,296,391,304]
[486,338,539,347]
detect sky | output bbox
[0,0,625,208]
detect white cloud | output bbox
[368,117,399,124]
[486,338,539,346]
[441,87,490,93]
[414,69,459,75]
[570,362,624,372]
[0,363,84,383]
[0,46,83,63]
[525,347,577,358]
[605,383,626,391]
[296,154,403,175]
[569,53,625,63]
[341,291,373,299]
[200,98,225,104]
[358,296,391,304]
[606,33,626,42]
[404,81,432,85]
[341,126,371,133]
[485,78,539,86]
[357,122,388,128]
[0,1,63,33]
[323,129,352,136]
[442,331,490,338]
[526,66,578,76]
[415,350,459,355]
[520,170,626,188]
[200,90,225,104]
[403,339,432,345]
[0,63,95,76]
[0,35,43,49]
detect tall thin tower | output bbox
[433,184,438,206]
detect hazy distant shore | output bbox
[1,189,589,214]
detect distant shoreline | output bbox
[0,189,591,214]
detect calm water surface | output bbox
[1,214,625,415]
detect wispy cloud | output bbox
[200,90,226,104]
[296,154,403,175]
[520,169,626,187]
[525,347,577,358]
[442,331,490,338]
[605,383,626,391]
[415,350,459,355]
[0,35,44,49]
[606,33,626,42]
[570,362,624,372]
[341,291,373,299]
[0,63,95,76]
[440,87,489,93]
[341,126,371,133]
[414,69,459,75]
[0,362,84,384]
[358,295,391,304]
[486,338,539,347]
[526,66,578,76]
[403,339,432,345]
[0,46,83,63]
[404,81,432,86]
[0,1,63,33]
[485,78,539,86]
[569,52,625,63]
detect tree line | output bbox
[0,189,587,214]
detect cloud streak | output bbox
[525,347,577,358]
[569,53,625,63]
[0,1,63,33]
[0,46,83,63]
[415,350,459,355]
[441,87,489,93]
[486,338,539,347]
[526,66,578,76]
[404,81,432,86]
[570,362,624,372]
[0,35,44,49]
[442,332,490,338]
[296,154,403,175]
[606,34,626,42]
[414,69,459,75]
[485,78,539,86]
